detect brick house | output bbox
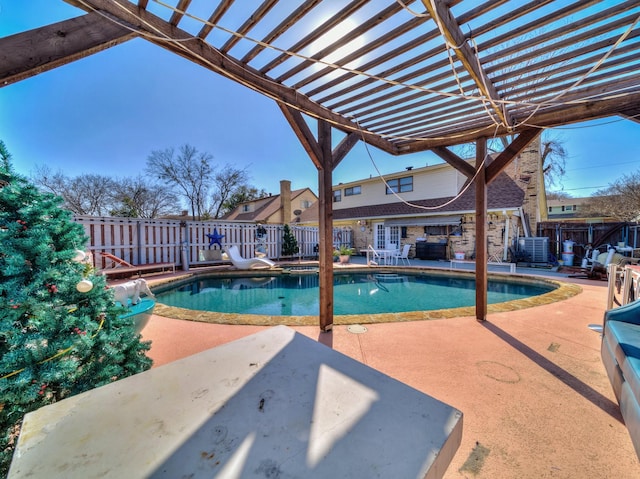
[222,180,317,224]
[300,139,544,261]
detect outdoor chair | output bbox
[393,244,411,266]
[97,252,175,279]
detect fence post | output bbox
[180,220,189,271]
[136,220,142,265]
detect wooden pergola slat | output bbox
[278,2,405,85]
[420,0,513,128]
[259,0,370,76]
[240,0,323,64]
[196,0,234,41]
[169,0,192,27]
[219,0,279,54]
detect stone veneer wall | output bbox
[502,136,542,236]
[451,213,519,261]
[349,213,521,261]
[342,136,543,261]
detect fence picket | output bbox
[73,216,352,268]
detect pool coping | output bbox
[147,266,583,326]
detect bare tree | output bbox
[110,176,178,218]
[546,190,573,200]
[146,144,213,220]
[451,131,567,189]
[209,165,250,219]
[583,170,640,222]
[32,166,116,216]
[31,165,67,197]
[540,133,567,190]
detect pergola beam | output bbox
[486,128,542,184]
[0,13,135,88]
[421,0,512,128]
[278,104,323,169]
[397,91,640,151]
[431,146,476,179]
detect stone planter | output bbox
[339,255,351,264]
[199,249,222,261]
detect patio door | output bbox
[374,223,400,250]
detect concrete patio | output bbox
[139,265,638,478]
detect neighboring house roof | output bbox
[224,195,279,222]
[299,172,524,223]
[223,188,316,222]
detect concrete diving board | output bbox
[9,326,463,479]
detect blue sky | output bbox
[1,1,639,199]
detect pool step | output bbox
[374,273,407,283]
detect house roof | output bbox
[299,172,524,223]
[222,187,316,222]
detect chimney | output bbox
[280,180,292,224]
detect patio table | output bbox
[9,326,462,479]
[364,247,398,265]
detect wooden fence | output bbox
[72,216,353,269]
[537,221,640,261]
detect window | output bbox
[333,190,341,202]
[242,204,251,212]
[386,176,413,194]
[424,225,447,235]
[344,185,361,196]
[300,199,312,208]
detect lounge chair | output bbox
[225,245,275,270]
[98,252,175,278]
[585,248,633,280]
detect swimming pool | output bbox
[151,269,579,325]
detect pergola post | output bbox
[278,104,358,331]
[475,138,488,322]
[317,121,334,331]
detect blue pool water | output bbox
[154,272,555,316]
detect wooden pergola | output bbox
[3,0,640,331]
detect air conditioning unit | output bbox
[518,237,549,263]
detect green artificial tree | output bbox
[0,142,152,475]
[281,224,299,257]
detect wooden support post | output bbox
[317,121,334,331]
[475,138,488,322]
[278,105,358,331]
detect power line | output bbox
[567,160,640,172]
[559,186,607,191]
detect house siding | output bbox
[333,165,463,209]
